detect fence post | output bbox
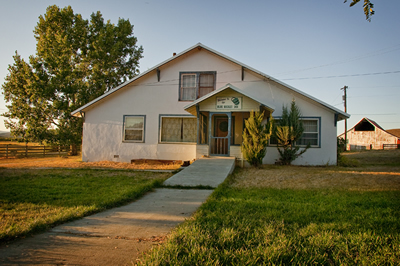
[25,143,28,157]
[43,145,46,157]
[6,144,8,159]
[58,145,61,157]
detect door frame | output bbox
[209,112,231,156]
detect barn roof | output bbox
[364,118,384,131]
[386,129,400,139]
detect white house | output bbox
[71,43,349,165]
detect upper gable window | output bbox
[179,72,216,101]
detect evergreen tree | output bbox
[273,101,310,165]
[2,5,143,151]
[241,111,272,167]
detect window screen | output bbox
[298,120,319,146]
[124,116,145,142]
[161,117,197,143]
[180,74,196,100]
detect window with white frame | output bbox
[160,116,197,143]
[123,115,145,142]
[269,118,320,147]
[297,119,319,146]
[179,72,216,101]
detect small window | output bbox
[180,74,197,100]
[124,115,145,142]
[160,116,197,143]
[199,73,215,98]
[179,72,216,101]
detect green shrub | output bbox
[273,100,309,165]
[241,111,272,167]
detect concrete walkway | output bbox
[0,158,235,265]
[164,157,236,188]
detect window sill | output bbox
[268,145,320,148]
[158,142,197,145]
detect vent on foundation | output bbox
[114,155,119,158]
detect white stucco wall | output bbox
[81,48,339,165]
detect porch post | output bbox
[196,104,200,144]
[208,113,213,155]
[227,112,232,156]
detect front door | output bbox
[210,116,229,155]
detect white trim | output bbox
[123,115,145,143]
[297,118,320,148]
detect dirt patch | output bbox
[0,156,182,170]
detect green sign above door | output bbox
[216,97,242,110]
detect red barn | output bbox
[338,118,400,150]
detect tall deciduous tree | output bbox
[2,5,143,149]
[273,101,309,165]
[345,0,375,21]
[241,111,273,167]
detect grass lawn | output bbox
[0,168,172,243]
[141,150,400,265]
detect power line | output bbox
[348,93,400,98]
[281,70,400,81]
[351,113,398,115]
[350,85,400,89]
[275,43,400,76]
[120,68,400,87]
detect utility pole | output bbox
[341,86,348,151]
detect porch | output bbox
[184,84,275,160]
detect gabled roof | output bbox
[71,43,350,119]
[344,117,384,132]
[184,83,275,116]
[364,118,384,131]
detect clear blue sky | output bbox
[1,0,399,135]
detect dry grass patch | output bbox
[232,149,400,191]
[0,141,40,146]
[231,166,400,191]
[0,156,181,170]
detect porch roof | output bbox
[184,83,275,116]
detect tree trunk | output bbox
[70,144,78,156]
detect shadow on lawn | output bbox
[0,168,168,208]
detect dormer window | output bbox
[179,71,216,101]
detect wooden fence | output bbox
[383,144,400,150]
[0,144,73,159]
